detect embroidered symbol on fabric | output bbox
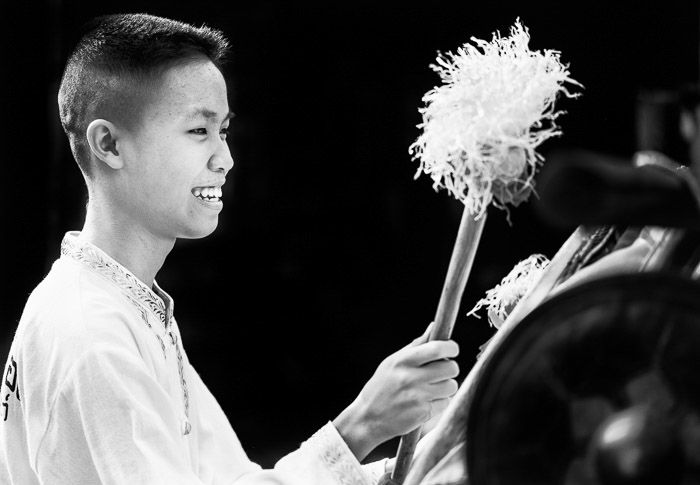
[2,356,21,422]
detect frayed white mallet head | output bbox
[468,253,550,328]
[410,19,582,220]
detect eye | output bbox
[219,127,230,140]
[189,128,208,136]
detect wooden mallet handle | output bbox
[389,207,486,484]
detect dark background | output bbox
[2,0,698,466]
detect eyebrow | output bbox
[186,108,235,122]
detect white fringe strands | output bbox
[410,19,581,219]
[468,254,550,328]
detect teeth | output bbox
[192,186,222,201]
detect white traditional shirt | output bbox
[0,232,388,484]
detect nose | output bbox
[208,138,234,174]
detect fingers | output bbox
[422,359,459,383]
[408,322,434,347]
[402,339,459,366]
[429,378,459,399]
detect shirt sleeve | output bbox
[361,458,392,484]
[236,424,378,485]
[188,363,386,485]
[35,345,381,485]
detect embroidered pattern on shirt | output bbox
[61,236,169,328]
[123,292,168,358]
[62,237,170,359]
[61,234,190,435]
[2,356,21,422]
[307,424,371,485]
[168,330,191,434]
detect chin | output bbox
[180,221,219,240]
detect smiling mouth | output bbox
[192,186,223,202]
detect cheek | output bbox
[128,136,203,205]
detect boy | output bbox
[0,13,459,485]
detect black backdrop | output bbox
[2,0,698,466]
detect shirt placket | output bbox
[157,293,191,437]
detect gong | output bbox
[466,272,700,485]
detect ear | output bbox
[86,119,124,170]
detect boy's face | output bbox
[114,56,233,241]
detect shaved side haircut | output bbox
[58,13,230,177]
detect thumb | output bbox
[409,322,434,347]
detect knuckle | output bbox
[403,388,423,408]
[377,358,393,374]
[397,369,414,389]
[388,347,406,362]
[400,346,420,361]
[384,352,404,369]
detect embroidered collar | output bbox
[60,231,174,329]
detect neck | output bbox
[80,196,175,288]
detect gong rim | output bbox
[466,272,700,485]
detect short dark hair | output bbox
[58,13,230,177]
